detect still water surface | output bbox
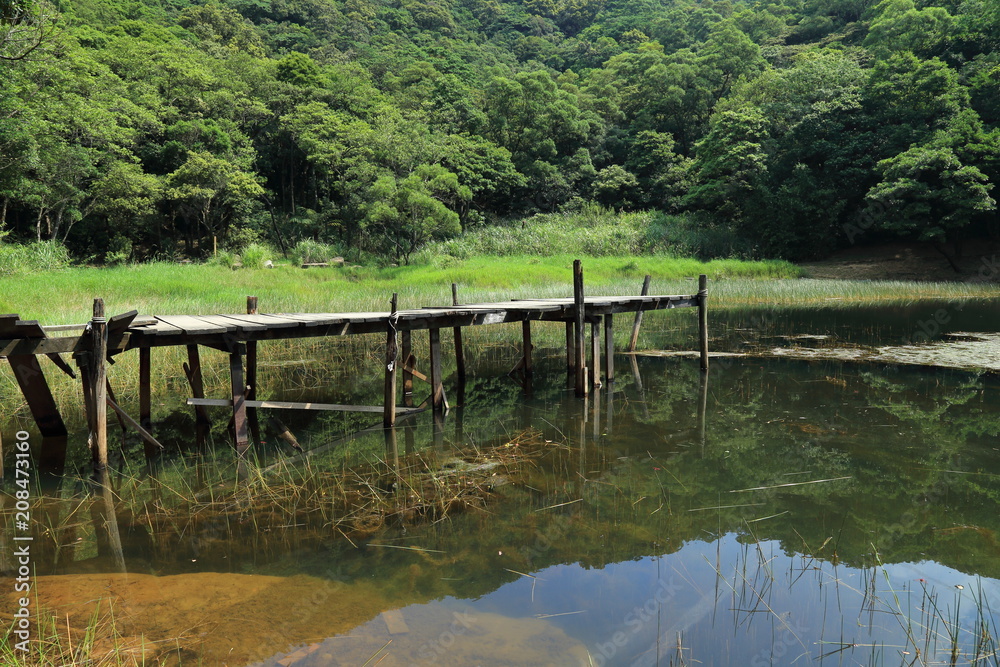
[4,299,999,666]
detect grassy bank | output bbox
[0,254,997,325]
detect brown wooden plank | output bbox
[108,310,138,334]
[146,318,187,336]
[270,313,345,326]
[254,314,306,328]
[188,397,423,414]
[180,314,240,332]
[156,315,229,335]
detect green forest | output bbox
[0,0,997,265]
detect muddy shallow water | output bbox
[3,298,1000,666]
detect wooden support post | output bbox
[91,299,109,476]
[590,320,602,389]
[138,346,154,461]
[401,330,413,403]
[566,321,575,389]
[573,260,587,397]
[384,293,398,428]
[698,274,709,371]
[184,345,211,453]
[521,320,533,377]
[452,283,466,383]
[592,383,601,440]
[429,327,444,412]
[246,296,261,448]
[229,346,249,458]
[627,274,651,352]
[604,313,614,384]
[10,352,68,476]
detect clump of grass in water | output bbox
[2,598,182,666]
[113,429,568,548]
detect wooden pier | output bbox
[1,262,709,476]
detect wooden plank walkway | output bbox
[0,263,710,477]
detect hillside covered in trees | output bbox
[0,0,997,264]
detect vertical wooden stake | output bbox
[230,346,249,458]
[429,327,444,412]
[91,299,109,475]
[627,274,651,352]
[185,345,211,453]
[246,296,261,448]
[573,260,587,397]
[592,382,601,440]
[698,274,709,371]
[401,330,413,402]
[521,320,533,377]
[384,293,398,428]
[604,313,614,384]
[565,321,575,388]
[590,320,602,389]
[452,283,466,383]
[138,346,154,462]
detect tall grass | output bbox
[0,241,72,277]
[1,256,997,327]
[420,207,753,261]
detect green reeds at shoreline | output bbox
[1,254,997,325]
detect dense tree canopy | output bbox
[0,0,996,262]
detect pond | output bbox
[2,298,999,666]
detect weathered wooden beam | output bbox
[267,415,303,452]
[229,346,250,457]
[573,260,587,397]
[138,346,154,461]
[7,355,67,438]
[183,345,212,454]
[590,319,602,389]
[401,330,413,399]
[246,296,261,449]
[698,274,709,371]
[188,398,424,414]
[627,275,651,352]
[604,313,614,384]
[522,320,533,379]
[91,299,109,475]
[384,293,398,428]
[106,394,165,454]
[429,327,444,412]
[452,283,466,383]
[400,359,428,383]
[565,321,574,376]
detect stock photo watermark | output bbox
[11,430,33,654]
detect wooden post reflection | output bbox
[629,355,651,420]
[90,471,126,573]
[698,369,709,451]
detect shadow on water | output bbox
[2,298,1000,665]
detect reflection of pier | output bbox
[1,261,708,476]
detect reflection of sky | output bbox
[270,535,1000,667]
